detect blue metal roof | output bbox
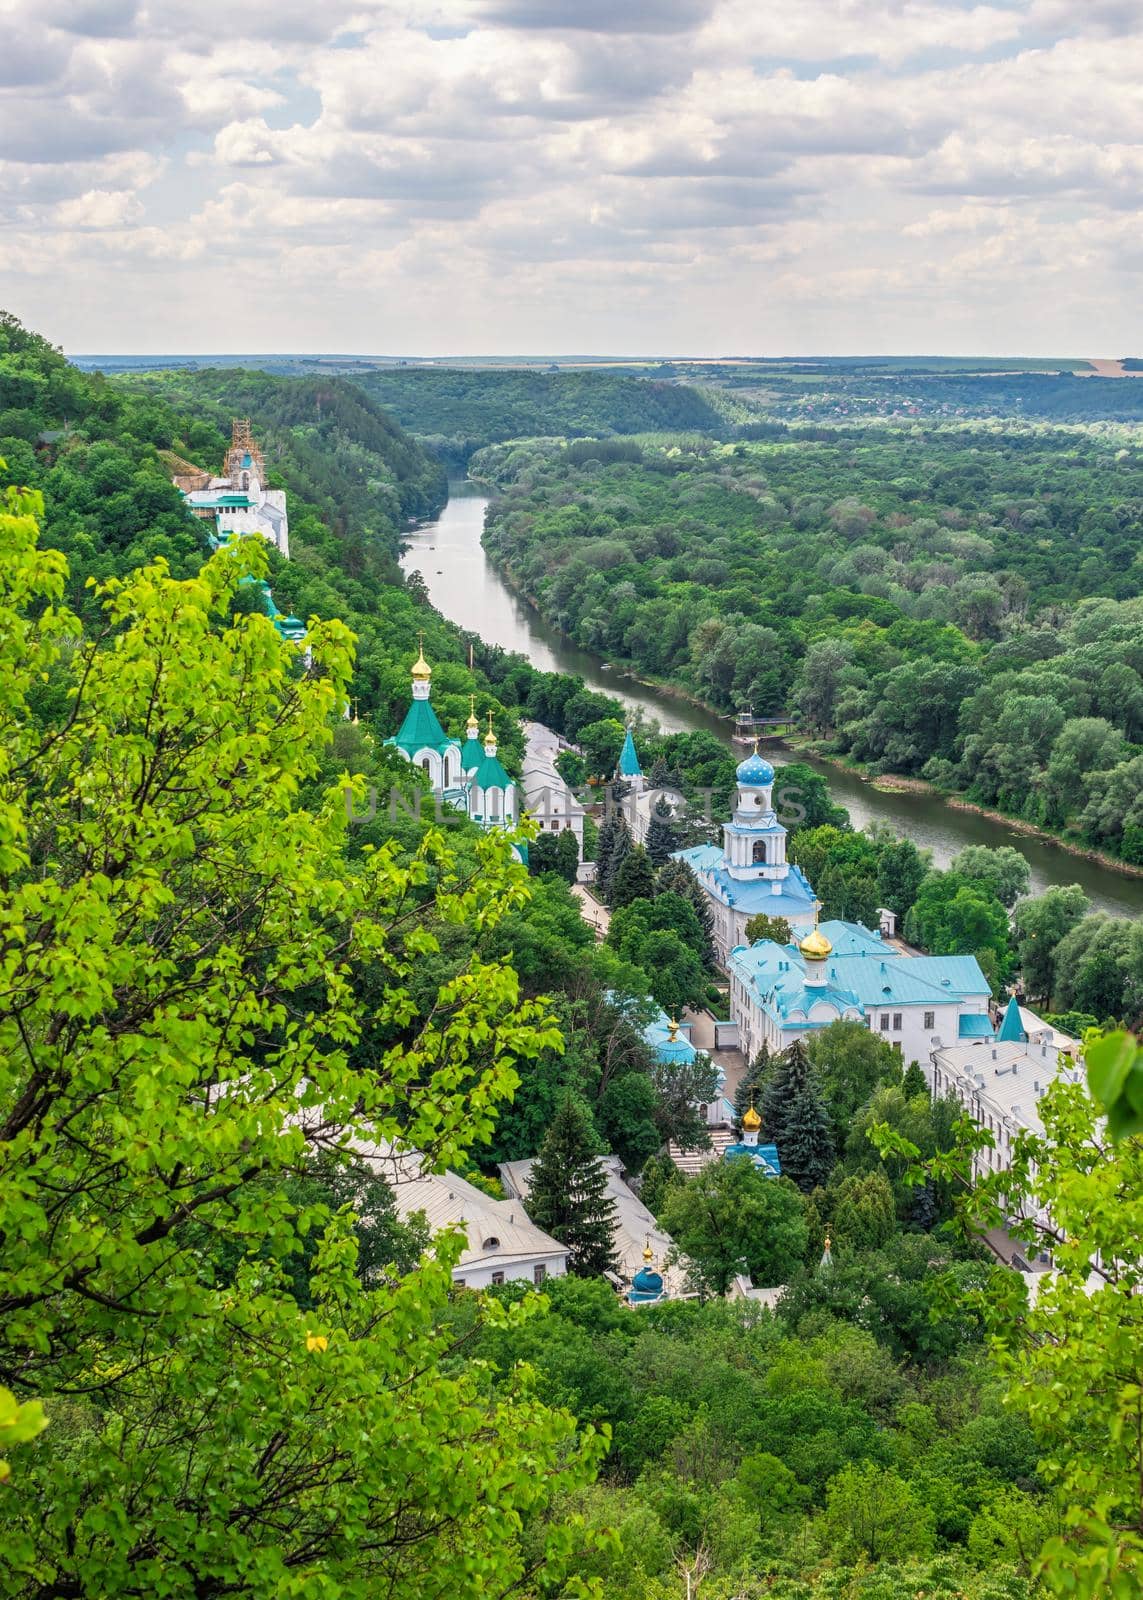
[671,847,817,919]
[643,1009,697,1065]
[723,1141,781,1176]
[959,1013,995,1040]
[619,728,642,778]
[997,995,1026,1043]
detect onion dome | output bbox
[483,709,498,754]
[465,695,480,737]
[742,1103,762,1133]
[799,926,833,960]
[411,646,431,682]
[630,1239,663,1300]
[735,749,775,786]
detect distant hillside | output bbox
[352,367,728,466]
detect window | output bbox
[924,1011,935,1031]
[491,1271,505,1287]
[482,1236,500,1251]
[752,839,767,864]
[455,1278,466,1289]
[550,820,560,830]
[880,1014,890,1031]
[533,1264,546,1286]
[892,1013,902,1031]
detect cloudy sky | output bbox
[1,0,1140,355]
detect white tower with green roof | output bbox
[384,637,463,792]
[469,712,517,828]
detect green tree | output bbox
[875,835,929,919]
[659,1161,807,1294]
[744,912,792,946]
[761,1041,835,1192]
[644,795,677,867]
[555,747,586,789]
[598,1073,661,1174]
[831,1170,897,1252]
[824,1462,935,1562]
[578,717,626,778]
[656,857,716,966]
[639,1151,684,1217]
[951,844,1032,908]
[527,1096,618,1278]
[1013,885,1090,1006]
[611,843,655,910]
[807,1020,902,1145]
[0,507,603,1593]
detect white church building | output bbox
[673,746,818,965]
[384,644,518,835]
[174,418,289,558]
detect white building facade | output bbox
[728,918,994,1067]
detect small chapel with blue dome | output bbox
[673,745,818,965]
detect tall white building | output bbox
[673,747,818,965]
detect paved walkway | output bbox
[573,883,610,939]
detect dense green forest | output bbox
[3,312,1142,1597]
[353,366,728,466]
[477,430,1143,864]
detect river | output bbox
[400,484,1143,919]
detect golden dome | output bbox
[411,646,431,682]
[642,1240,654,1264]
[799,927,833,960]
[466,694,479,735]
[742,1104,762,1132]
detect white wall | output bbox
[453,1253,566,1290]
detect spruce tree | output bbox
[735,1043,773,1127]
[657,858,716,966]
[599,814,631,905]
[527,1097,617,1277]
[612,843,656,909]
[593,810,619,898]
[762,1040,836,1192]
[645,795,677,867]
[902,1060,929,1100]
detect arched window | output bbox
[421,756,431,775]
[752,839,767,864]
[443,756,452,786]
[241,470,250,490]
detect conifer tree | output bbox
[611,843,655,909]
[598,813,631,904]
[902,1060,929,1100]
[645,795,677,867]
[657,858,716,966]
[527,1097,618,1277]
[735,1043,773,1127]
[762,1040,836,1192]
[593,809,622,899]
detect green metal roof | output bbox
[392,696,454,755]
[460,736,486,769]
[472,752,511,791]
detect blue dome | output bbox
[736,751,775,786]
[631,1266,663,1297]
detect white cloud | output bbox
[1,0,1142,351]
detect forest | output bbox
[476,429,1143,866]
[2,311,1142,1599]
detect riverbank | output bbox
[489,563,1143,889]
[401,490,1143,916]
[785,737,1143,882]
